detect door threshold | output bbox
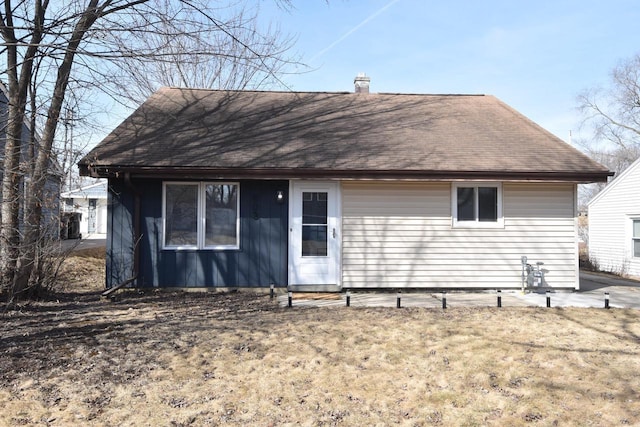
[288,284,342,293]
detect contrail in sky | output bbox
[308,0,402,63]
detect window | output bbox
[452,183,503,227]
[302,192,328,257]
[163,182,239,249]
[633,219,640,258]
[204,183,238,247]
[165,183,198,247]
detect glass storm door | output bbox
[289,182,340,286]
[88,199,97,234]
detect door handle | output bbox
[333,228,336,238]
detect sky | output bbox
[257,0,640,144]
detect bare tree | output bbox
[110,2,296,103]
[574,53,640,249]
[0,0,296,302]
[577,53,640,176]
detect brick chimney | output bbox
[354,73,370,94]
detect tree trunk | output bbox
[0,0,290,300]
[13,1,103,296]
[0,105,24,294]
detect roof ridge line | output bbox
[158,86,486,97]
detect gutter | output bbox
[101,172,141,298]
[80,165,615,184]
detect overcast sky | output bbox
[259,0,640,143]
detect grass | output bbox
[1,254,640,426]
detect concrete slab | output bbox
[279,291,534,309]
[278,271,640,309]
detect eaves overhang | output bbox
[79,164,614,184]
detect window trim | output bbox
[632,218,640,259]
[162,181,240,250]
[451,182,504,228]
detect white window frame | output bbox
[163,182,199,250]
[162,181,240,250]
[632,218,640,259]
[451,182,504,228]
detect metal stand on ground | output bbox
[546,290,551,308]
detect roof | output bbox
[79,87,612,182]
[588,156,640,207]
[61,181,108,199]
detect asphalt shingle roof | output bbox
[80,87,611,182]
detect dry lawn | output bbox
[1,250,640,426]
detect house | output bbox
[588,156,640,278]
[61,180,108,237]
[0,82,63,238]
[79,76,611,291]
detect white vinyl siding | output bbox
[588,160,640,277]
[342,182,578,289]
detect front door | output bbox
[289,182,340,287]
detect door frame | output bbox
[288,180,342,290]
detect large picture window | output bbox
[452,183,503,228]
[633,219,640,258]
[163,182,239,249]
[164,183,199,247]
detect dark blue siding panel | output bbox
[105,179,288,288]
[160,251,177,285]
[106,179,135,288]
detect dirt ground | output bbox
[1,251,640,426]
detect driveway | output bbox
[574,271,640,308]
[61,234,106,252]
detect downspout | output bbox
[101,172,141,298]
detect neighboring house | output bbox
[79,77,611,291]
[588,157,640,278]
[0,82,63,238]
[61,181,108,236]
